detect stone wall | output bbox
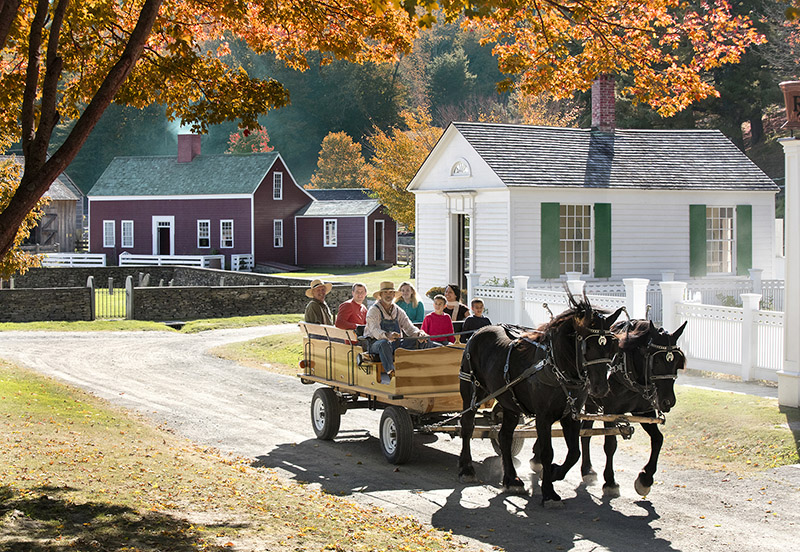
[0,288,93,322]
[132,285,352,321]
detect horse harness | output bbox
[609,338,684,415]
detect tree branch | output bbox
[20,0,50,160]
[0,0,22,50]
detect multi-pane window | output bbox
[274,219,283,248]
[560,204,592,275]
[324,219,337,247]
[197,220,210,248]
[273,172,283,200]
[103,220,115,248]
[707,207,734,274]
[220,220,234,248]
[121,220,134,248]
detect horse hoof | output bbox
[459,473,477,484]
[634,478,651,497]
[543,498,564,509]
[582,471,598,485]
[602,483,620,498]
[502,478,527,495]
[530,459,543,473]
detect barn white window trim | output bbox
[273,172,283,200]
[324,219,337,247]
[103,220,115,248]
[560,204,592,275]
[274,219,283,248]
[121,220,134,248]
[220,219,234,249]
[450,158,471,177]
[197,219,210,248]
[706,206,735,275]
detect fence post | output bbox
[748,268,763,295]
[660,281,687,332]
[86,276,95,321]
[125,275,133,320]
[512,275,529,325]
[467,273,481,303]
[9,276,13,289]
[623,278,650,319]
[566,275,585,298]
[740,293,761,382]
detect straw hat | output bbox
[305,279,333,298]
[373,281,401,299]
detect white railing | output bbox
[118,253,224,268]
[677,303,743,371]
[760,280,785,311]
[41,253,107,267]
[231,254,254,272]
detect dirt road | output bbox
[1,327,797,552]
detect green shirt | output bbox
[304,298,334,325]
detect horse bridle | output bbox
[611,338,685,413]
[575,325,619,374]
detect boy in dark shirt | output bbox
[461,298,492,342]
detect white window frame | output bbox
[197,219,210,249]
[103,220,115,248]
[220,219,234,249]
[706,206,735,275]
[324,219,337,247]
[121,220,134,248]
[559,204,593,275]
[273,219,283,248]
[273,172,283,200]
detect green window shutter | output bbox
[594,203,611,278]
[689,204,707,277]
[541,202,560,279]
[736,204,752,276]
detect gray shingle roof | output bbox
[0,155,80,200]
[452,122,778,191]
[88,153,280,196]
[295,199,379,217]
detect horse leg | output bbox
[535,418,562,507]
[530,438,543,473]
[634,422,664,496]
[551,417,581,482]
[457,382,478,483]
[580,420,597,484]
[499,409,526,494]
[602,422,620,497]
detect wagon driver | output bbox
[364,281,437,375]
[304,279,334,325]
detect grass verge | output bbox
[215,335,800,475]
[0,360,468,551]
[0,314,303,333]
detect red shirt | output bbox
[335,299,367,330]
[422,312,455,343]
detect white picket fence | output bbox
[41,253,107,267]
[470,274,785,383]
[118,253,224,268]
[230,254,254,272]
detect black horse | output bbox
[458,295,623,506]
[580,319,687,497]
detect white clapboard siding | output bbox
[415,194,449,298]
[473,198,510,280]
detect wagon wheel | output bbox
[379,406,414,465]
[489,402,525,457]
[311,387,341,440]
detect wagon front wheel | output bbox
[311,387,341,440]
[379,406,413,464]
[489,403,525,457]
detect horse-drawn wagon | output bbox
[297,321,632,465]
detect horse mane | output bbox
[612,319,651,351]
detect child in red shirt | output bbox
[422,294,455,344]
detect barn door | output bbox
[374,220,385,262]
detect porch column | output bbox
[513,275,529,325]
[779,138,800,407]
[660,281,687,333]
[623,278,649,320]
[467,273,481,303]
[740,293,761,382]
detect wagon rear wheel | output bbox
[489,403,525,457]
[311,387,341,440]
[379,406,414,464]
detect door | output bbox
[152,216,174,255]
[374,220,385,262]
[455,214,470,292]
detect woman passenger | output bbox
[443,283,469,321]
[395,281,425,324]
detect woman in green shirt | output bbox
[395,281,425,324]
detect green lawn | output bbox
[273,264,412,294]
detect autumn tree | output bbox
[227,127,274,154]
[363,111,442,229]
[308,132,368,189]
[0,0,418,270]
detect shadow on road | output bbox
[253,436,679,552]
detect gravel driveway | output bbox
[1,326,798,552]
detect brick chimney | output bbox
[591,74,616,132]
[177,133,201,163]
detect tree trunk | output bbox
[749,114,765,147]
[0,0,22,50]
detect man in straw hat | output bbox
[304,279,334,325]
[364,281,437,376]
